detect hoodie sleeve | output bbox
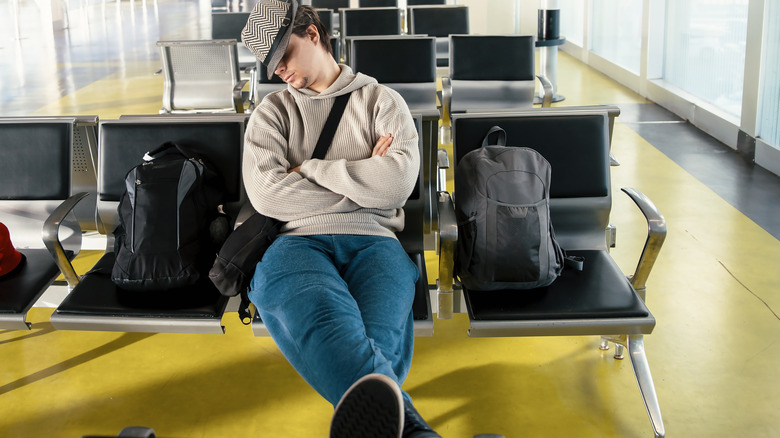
[242,96,362,222]
[299,86,420,210]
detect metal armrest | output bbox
[232,79,250,114]
[439,76,452,145]
[42,192,90,290]
[245,65,257,111]
[436,148,449,193]
[621,187,667,299]
[436,190,457,319]
[536,74,553,107]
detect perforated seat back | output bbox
[158,40,241,112]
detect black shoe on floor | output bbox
[402,398,442,438]
[329,374,404,438]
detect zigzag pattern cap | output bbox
[242,0,297,79]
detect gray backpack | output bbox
[454,126,566,291]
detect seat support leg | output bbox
[628,335,666,438]
[599,334,625,359]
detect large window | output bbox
[758,1,780,148]
[663,0,749,117]
[589,0,642,73]
[558,0,584,46]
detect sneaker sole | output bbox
[330,374,403,438]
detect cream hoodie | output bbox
[242,65,420,239]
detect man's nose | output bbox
[274,62,285,76]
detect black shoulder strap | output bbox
[311,92,352,160]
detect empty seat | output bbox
[358,0,398,7]
[445,34,537,113]
[211,12,255,70]
[407,5,469,67]
[311,0,349,11]
[348,36,437,112]
[0,115,100,232]
[406,0,446,5]
[0,117,94,329]
[157,40,250,114]
[339,7,402,38]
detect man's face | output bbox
[274,27,320,90]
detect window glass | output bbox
[589,0,642,73]
[758,1,780,147]
[663,0,749,117]
[558,0,584,46]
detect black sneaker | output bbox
[402,398,442,438]
[330,374,404,438]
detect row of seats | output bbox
[212,4,467,65]
[310,0,446,9]
[0,113,432,336]
[0,107,666,437]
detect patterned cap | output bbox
[242,0,298,80]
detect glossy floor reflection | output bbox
[2,0,780,437]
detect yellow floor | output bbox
[3,3,780,437]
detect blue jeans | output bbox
[248,234,419,406]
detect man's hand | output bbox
[372,133,393,157]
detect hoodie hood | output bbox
[288,64,377,100]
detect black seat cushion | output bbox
[464,250,650,321]
[0,248,64,314]
[55,253,228,318]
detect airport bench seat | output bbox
[436,108,667,437]
[0,117,95,329]
[49,116,247,334]
[157,39,250,115]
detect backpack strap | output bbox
[482,126,507,147]
[311,92,353,160]
[564,253,584,271]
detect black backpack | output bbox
[454,126,574,291]
[111,141,225,291]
